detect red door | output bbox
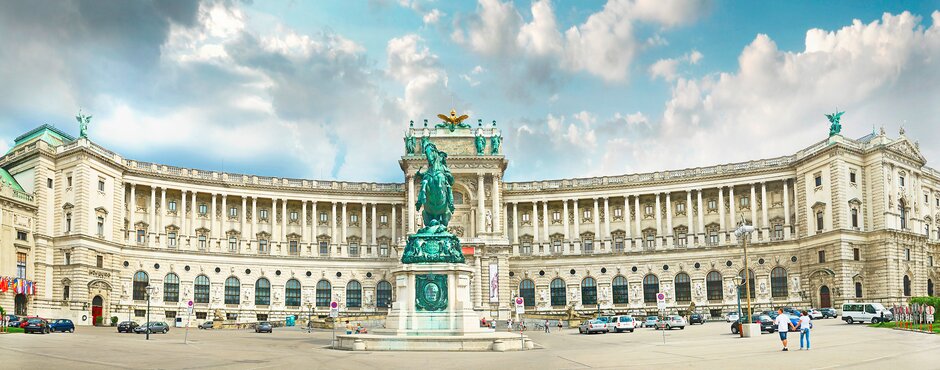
[91,295,103,326]
[819,286,831,308]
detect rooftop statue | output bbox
[402,139,464,264]
[404,121,416,155]
[826,111,844,137]
[490,120,501,155]
[76,109,92,138]
[436,109,471,132]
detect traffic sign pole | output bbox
[656,292,666,344]
[184,300,194,345]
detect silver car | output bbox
[578,319,608,334]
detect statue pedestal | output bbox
[335,263,529,351]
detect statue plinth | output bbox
[402,227,464,264]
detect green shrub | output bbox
[909,296,940,323]
[111,316,119,326]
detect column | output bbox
[129,184,136,227]
[474,256,483,309]
[718,187,726,232]
[149,186,156,230]
[407,175,415,234]
[241,196,247,240]
[542,201,549,244]
[371,203,377,247]
[783,180,791,239]
[531,202,538,243]
[654,193,662,238]
[360,203,367,249]
[573,200,581,237]
[160,188,166,231]
[191,192,197,236]
[180,189,187,235]
[686,190,693,245]
[341,202,348,246]
[210,194,217,239]
[593,198,601,248]
[696,189,705,238]
[301,200,307,241]
[665,193,673,239]
[562,199,570,241]
[633,196,641,245]
[477,174,485,235]
[624,196,632,238]
[729,186,737,242]
[251,197,257,238]
[281,198,288,241]
[492,175,501,233]
[761,182,769,235]
[750,184,758,228]
[512,202,519,245]
[391,204,397,245]
[603,197,610,238]
[221,194,227,236]
[330,202,337,245]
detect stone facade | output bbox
[0,123,938,325]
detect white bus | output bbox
[841,302,892,324]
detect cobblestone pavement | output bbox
[1,318,937,369]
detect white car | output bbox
[725,312,740,322]
[578,319,608,334]
[808,309,823,320]
[656,315,686,330]
[607,315,636,333]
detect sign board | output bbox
[515,297,525,314]
[488,264,499,303]
[330,301,338,309]
[927,305,935,323]
[329,308,339,318]
[656,292,666,310]
[188,300,194,307]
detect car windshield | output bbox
[27,319,42,323]
[646,316,657,320]
[622,317,632,322]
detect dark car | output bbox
[24,318,50,334]
[255,321,273,333]
[689,313,706,325]
[5,315,21,327]
[198,321,214,330]
[133,321,169,334]
[49,319,75,333]
[819,308,838,319]
[730,314,775,334]
[117,321,139,333]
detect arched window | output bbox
[643,274,659,303]
[855,281,863,298]
[771,267,788,298]
[133,271,149,301]
[255,278,270,305]
[550,278,566,306]
[316,280,331,307]
[519,279,535,307]
[674,273,691,302]
[163,273,179,302]
[612,276,629,304]
[706,271,723,301]
[346,280,361,308]
[224,277,240,305]
[581,277,597,305]
[899,200,907,229]
[903,275,911,296]
[194,275,210,303]
[377,281,392,308]
[737,269,755,299]
[928,279,934,297]
[285,279,301,307]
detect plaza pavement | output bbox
[0,318,937,369]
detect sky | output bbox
[1,0,940,183]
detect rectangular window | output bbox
[65,252,71,265]
[230,207,238,218]
[614,207,623,218]
[849,171,856,183]
[137,229,146,244]
[644,234,655,249]
[98,179,105,192]
[853,248,860,261]
[168,232,177,247]
[583,209,592,219]
[319,241,329,256]
[168,201,177,212]
[198,235,207,250]
[676,203,685,213]
[740,196,749,208]
[814,175,822,187]
[774,224,784,240]
[17,252,27,278]
[320,212,328,223]
[289,240,299,255]
[905,248,911,261]
[899,176,905,187]
[350,214,359,223]
[67,176,72,187]
[851,209,858,228]
[259,209,268,220]
[676,232,687,247]
[708,232,719,246]
[134,310,146,317]
[196,312,207,320]
[199,204,208,215]
[380,214,388,224]
[290,211,298,221]
[929,256,934,267]
[258,239,268,253]
[63,285,70,300]
[229,237,238,252]
[521,241,532,256]
[379,243,389,257]
[818,250,826,263]
[256,314,268,322]
[583,239,594,254]
[708,199,717,211]
[66,213,72,233]
[816,211,824,231]
[552,240,562,254]
[226,313,237,321]
[16,231,27,241]
[552,211,561,222]
[645,205,653,216]
[925,194,930,204]
[97,217,105,236]
[521,213,530,222]
[96,255,103,268]
[614,238,624,253]
[165,311,177,319]
[47,178,53,188]
[349,243,359,257]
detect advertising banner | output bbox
[489,264,499,303]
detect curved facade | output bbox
[1,122,938,325]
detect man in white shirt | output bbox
[774,308,796,351]
[798,310,813,350]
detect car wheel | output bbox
[846,317,854,324]
[163,328,168,334]
[731,326,738,334]
[871,318,880,324]
[665,325,670,330]
[680,326,684,330]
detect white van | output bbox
[841,302,893,324]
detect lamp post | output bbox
[145,285,156,340]
[734,219,755,324]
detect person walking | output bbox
[544,319,551,333]
[774,308,796,351]
[507,317,513,332]
[799,310,813,350]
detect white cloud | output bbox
[649,50,703,81]
[423,9,442,24]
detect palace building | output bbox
[0,116,937,325]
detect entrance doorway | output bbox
[92,296,103,326]
[819,286,831,308]
[14,294,27,315]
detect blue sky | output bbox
[2,1,940,183]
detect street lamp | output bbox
[145,285,157,340]
[734,217,755,324]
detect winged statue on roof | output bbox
[436,109,472,132]
[826,111,844,137]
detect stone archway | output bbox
[88,279,112,326]
[807,268,835,308]
[92,296,104,326]
[14,294,27,316]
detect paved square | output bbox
[2,319,937,369]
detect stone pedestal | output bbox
[380,263,490,335]
[741,323,762,338]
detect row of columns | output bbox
[127,183,402,247]
[405,173,501,236]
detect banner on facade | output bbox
[488,264,499,303]
[0,276,37,295]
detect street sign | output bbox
[656,292,666,310]
[515,297,525,314]
[329,308,339,318]
[330,301,338,309]
[188,300,194,307]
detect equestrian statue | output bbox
[402,139,465,264]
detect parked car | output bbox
[255,322,273,333]
[730,314,775,334]
[18,316,44,329]
[23,318,50,334]
[607,315,636,333]
[133,321,170,334]
[49,319,75,333]
[198,321,214,330]
[578,319,608,334]
[819,308,838,319]
[118,321,139,333]
[808,309,823,320]
[689,313,706,325]
[657,315,687,330]
[5,315,21,327]
[725,312,739,322]
[842,302,892,324]
[643,316,659,328]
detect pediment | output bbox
[887,138,926,163]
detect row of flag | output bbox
[0,276,37,295]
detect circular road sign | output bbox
[330,301,339,309]
[515,297,524,306]
[188,300,194,307]
[656,292,666,301]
